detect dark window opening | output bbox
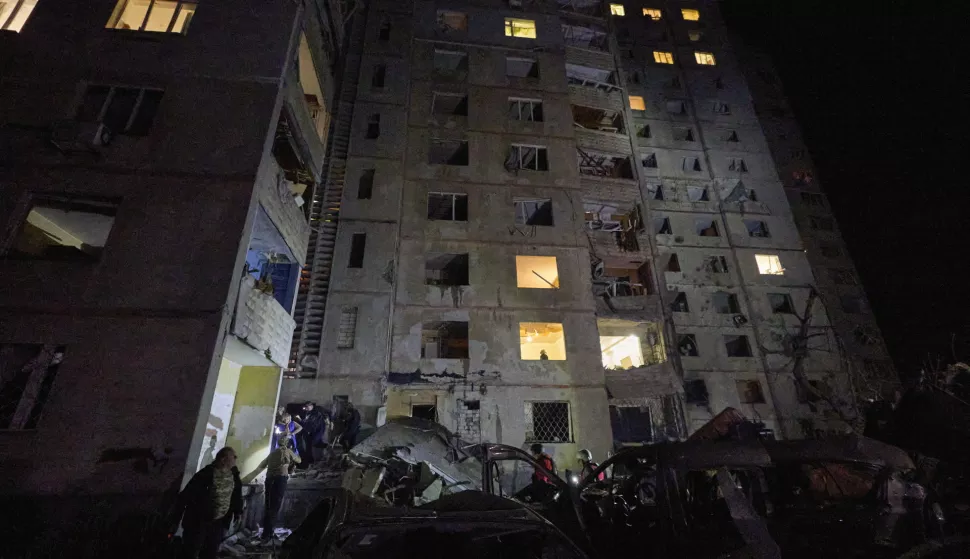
[427,192,468,221]
[506,56,540,78]
[666,253,681,272]
[696,219,719,237]
[0,344,66,430]
[654,217,672,235]
[726,130,739,142]
[737,380,766,403]
[429,139,469,165]
[572,104,624,133]
[610,405,653,444]
[725,335,753,357]
[653,185,665,200]
[411,404,438,421]
[678,334,699,356]
[745,220,770,238]
[434,49,469,76]
[425,253,470,286]
[687,187,710,202]
[674,128,695,142]
[684,379,709,405]
[348,233,366,268]
[421,321,469,359]
[378,17,391,40]
[768,293,795,314]
[365,114,380,139]
[706,255,729,273]
[810,216,835,231]
[666,100,686,114]
[432,93,469,116]
[841,295,864,314]
[729,159,748,172]
[642,153,658,168]
[463,400,481,410]
[76,85,163,136]
[713,291,740,314]
[357,169,375,200]
[637,124,651,138]
[514,199,554,226]
[577,148,634,179]
[508,98,544,122]
[506,145,549,172]
[819,243,842,258]
[6,195,119,262]
[683,157,702,171]
[670,291,689,312]
[371,64,387,89]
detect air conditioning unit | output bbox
[92,123,114,147]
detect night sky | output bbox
[721,0,965,375]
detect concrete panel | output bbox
[226,365,283,481]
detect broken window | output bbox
[506,56,540,78]
[667,253,681,272]
[509,98,544,122]
[737,380,766,403]
[425,253,470,286]
[854,325,880,346]
[695,219,719,237]
[810,216,835,231]
[652,184,665,200]
[567,63,617,91]
[713,291,740,314]
[678,334,699,356]
[682,8,700,21]
[610,405,653,443]
[6,195,119,262]
[0,344,65,430]
[841,295,864,314]
[801,192,825,206]
[688,30,703,42]
[694,51,716,65]
[436,10,467,32]
[76,85,164,136]
[768,293,795,314]
[106,0,196,34]
[577,149,634,179]
[583,201,640,232]
[514,199,553,226]
[520,322,566,360]
[830,268,857,285]
[671,291,689,312]
[745,220,770,238]
[365,113,380,139]
[433,49,468,76]
[653,217,672,234]
[431,92,469,116]
[410,404,437,421]
[572,104,624,133]
[637,124,651,138]
[629,70,642,84]
[755,254,784,275]
[666,100,687,114]
[687,186,709,202]
[506,144,549,172]
[336,308,358,348]
[348,233,366,268]
[729,158,748,172]
[684,379,709,404]
[726,130,740,142]
[525,401,571,442]
[371,64,386,89]
[598,320,664,368]
[609,3,625,16]
[516,255,560,289]
[642,153,658,168]
[357,169,375,199]
[674,128,695,142]
[653,51,674,64]
[714,101,731,115]
[706,255,729,273]
[504,17,536,38]
[819,243,842,258]
[421,321,469,359]
[714,76,725,89]
[642,8,662,20]
[561,22,608,50]
[427,192,468,221]
[628,96,646,111]
[429,139,469,165]
[378,16,391,40]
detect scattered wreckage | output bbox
[277,415,948,559]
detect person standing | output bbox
[272,413,302,456]
[298,401,330,464]
[176,447,242,559]
[577,448,605,481]
[242,437,301,543]
[340,402,361,452]
[529,443,556,484]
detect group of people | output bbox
[530,444,605,484]
[272,400,362,465]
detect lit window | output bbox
[520,322,566,360]
[601,334,643,368]
[6,195,119,262]
[653,51,674,64]
[628,96,646,111]
[436,10,467,32]
[504,17,536,39]
[755,254,784,275]
[695,52,716,66]
[516,256,560,289]
[682,8,700,21]
[106,0,197,34]
[642,8,662,20]
[609,4,625,16]
[0,0,38,32]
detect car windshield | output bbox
[325,523,583,559]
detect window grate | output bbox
[525,401,571,443]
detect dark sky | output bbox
[720,0,966,374]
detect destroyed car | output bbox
[278,488,589,559]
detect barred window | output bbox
[336,308,358,348]
[525,401,571,443]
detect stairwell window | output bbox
[694,52,716,66]
[348,233,366,268]
[508,98,544,122]
[682,8,700,21]
[643,8,662,20]
[428,192,468,221]
[76,85,164,137]
[507,144,549,171]
[357,169,375,199]
[0,0,38,32]
[653,51,674,64]
[365,114,380,139]
[106,0,197,34]
[505,18,536,39]
[336,308,358,349]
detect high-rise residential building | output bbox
[0,0,342,548]
[286,0,896,465]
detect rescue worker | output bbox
[577,448,605,481]
[529,443,556,484]
[298,401,330,465]
[242,437,302,543]
[175,447,243,559]
[339,402,361,452]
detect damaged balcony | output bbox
[592,257,662,318]
[231,207,300,367]
[572,105,632,154]
[567,64,623,110]
[272,113,316,223]
[577,147,635,181]
[584,200,648,258]
[561,20,608,51]
[556,0,605,18]
[281,33,330,180]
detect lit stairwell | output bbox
[289,11,368,378]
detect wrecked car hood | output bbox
[349,417,483,491]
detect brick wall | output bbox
[231,276,297,366]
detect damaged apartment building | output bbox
[0,0,343,544]
[284,0,890,467]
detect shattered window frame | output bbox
[695,219,719,237]
[653,216,672,235]
[561,22,608,51]
[684,379,709,405]
[670,291,689,312]
[712,291,741,314]
[428,138,470,166]
[525,401,572,443]
[642,153,658,168]
[425,253,470,286]
[577,148,635,179]
[6,195,120,262]
[755,254,784,275]
[421,321,470,359]
[433,49,469,75]
[768,292,795,314]
[431,92,469,116]
[507,144,550,172]
[677,333,699,356]
[744,219,770,238]
[0,344,66,430]
[506,56,540,78]
[674,127,695,142]
[706,255,729,274]
[427,192,469,221]
[682,157,702,172]
[725,335,753,357]
[508,97,544,122]
[76,85,164,136]
[513,198,554,226]
[714,101,731,115]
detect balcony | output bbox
[592,259,662,319]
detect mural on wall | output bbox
[0,343,66,430]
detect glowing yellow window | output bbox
[0,0,38,32]
[520,322,566,360]
[755,254,785,275]
[505,18,536,39]
[653,51,674,64]
[628,96,646,111]
[609,4,625,16]
[682,8,700,21]
[106,0,197,34]
[695,52,716,65]
[642,8,662,20]
[516,256,560,289]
